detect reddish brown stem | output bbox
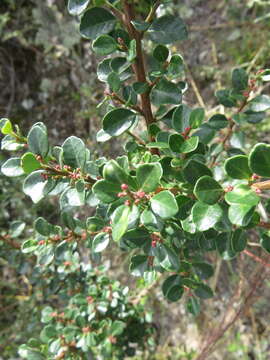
[244,249,270,268]
[122,1,155,129]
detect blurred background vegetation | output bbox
[1,0,270,359]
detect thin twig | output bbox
[185,63,206,108]
[195,266,267,360]
[243,249,270,269]
[127,130,146,146]
[145,1,161,23]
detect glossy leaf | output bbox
[153,44,169,62]
[21,152,41,174]
[148,15,188,44]
[189,108,204,129]
[111,205,131,242]
[136,163,162,192]
[0,118,13,135]
[192,202,223,231]
[249,143,270,177]
[80,7,116,40]
[92,34,118,55]
[130,255,148,276]
[62,136,87,170]
[92,179,120,203]
[248,95,270,112]
[228,204,255,227]
[232,68,248,91]
[102,108,136,136]
[260,234,270,253]
[194,176,223,205]
[27,124,49,158]
[1,157,24,177]
[151,78,182,105]
[224,155,252,179]
[67,0,90,16]
[162,275,183,302]
[183,159,212,185]
[23,170,47,203]
[150,190,178,219]
[92,232,110,252]
[225,184,260,207]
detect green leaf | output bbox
[146,141,169,149]
[34,217,54,236]
[225,184,260,207]
[60,187,85,208]
[92,179,120,203]
[193,123,216,144]
[216,89,238,107]
[259,69,270,82]
[62,136,87,170]
[96,128,112,142]
[150,190,178,219]
[180,136,199,153]
[121,228,150,248]
[92,34,118,55]
[40,325,57,343]
[186,297,200,316]
[67,0,90,16]
[162,275,183,302]
[127,39,136,62]
[155,244,180,272]
[192,202,223,231]
[18,345,46,360]
[1,134,23,151]
[103,159,133,186]
[80,7,116,40]
[131,19,150,31]
[231,229,247,252]
[107,72,121,92]
[192,262,214,280]
[10,221,25,238]
[194,176,223,205]
[151,78,182,106]
[249,143,270,177]
[172,104,191,133]
[27,124,49,158]
[21,152,41,174]
[140,209,164,232]
[111,205,131,241]
[103,108,137,136]
[224,155,252,179]
[215,232,236,259]
[167,54,184,77]
[260,234,270,253]
[110,320,125,336]
[21,239,37,254]
[189,108,204,129]
[153,44,169,62]
[136,162,162,192]
[148,15,188,44]
[232,68,248,91]
[23,171,47,203]
[0,118,13,135]
[130,255,148,276]
[228,204,255,226]
[168,133,185,152]
[183,159,212,185]
[194,283,214,299]
[208,114,228,129]
[1,157,24,177]
[132,82,149,94]
[92,232,110,252]
[248,95,270,112]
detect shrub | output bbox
[1,0,270,358]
